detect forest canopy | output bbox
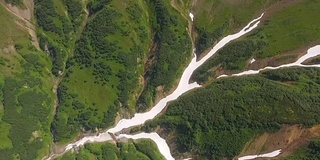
[146,67,320,159]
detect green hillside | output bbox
[0,3,54,159]
[1,0,320,160]
[136,0,192,111]
[146,67,320,159]
[0,0,192,158]
[50,0,192,143]
[55,139,165,160]
[193,0,320,83]
[51,0,152,143]
[193,0,276,55]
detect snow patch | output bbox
[189,13,194,21]
[238,149,281,160]
[249,58,256,64]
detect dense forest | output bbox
[136,0,192,111]
[1,0,320,160]
[51,0,191,142]
[192,40,265,83]
[146,67,320,159]
[51,0,152,142]
[35,0,85,76]
[55,139,165,160]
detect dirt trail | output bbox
[0,0,39,49]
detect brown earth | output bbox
[248,41,320,70]
[2,0,32,20]
[236,124,320,160]
[156,123,320,160]
[248,47,302,70]
[52,77,63,117]
[302,55,320,65]
[0,0,39,49]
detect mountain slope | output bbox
[1,0,320,160]
[51,0,153,142]
[193,0,320,83]
[0,1,55,159]
[146,67,320,159]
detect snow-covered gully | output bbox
[47,12,320,160]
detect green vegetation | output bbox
[35,0,85,76]
[170,0,192,16]
[247,0,320,58]
[193,40,265,83]
[0,76,53,159]
[137,0,192,111]
[55,140,165,160]
[3,0,320,159]
[146,67,320,159]
[193,0,320,83]
[134,139,166,160]
[52,0,152,142]
[4,0,24,7]
[52,0,193,142]
[0,5,25,49]
[284,139,320,160]
[303,55,320,65]
[0,4,54,160]
[62,0,84,28]
[193,0,275,55]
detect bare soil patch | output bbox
[236,124,320,160]
[0,0,39,49]
[1,0,31,20]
